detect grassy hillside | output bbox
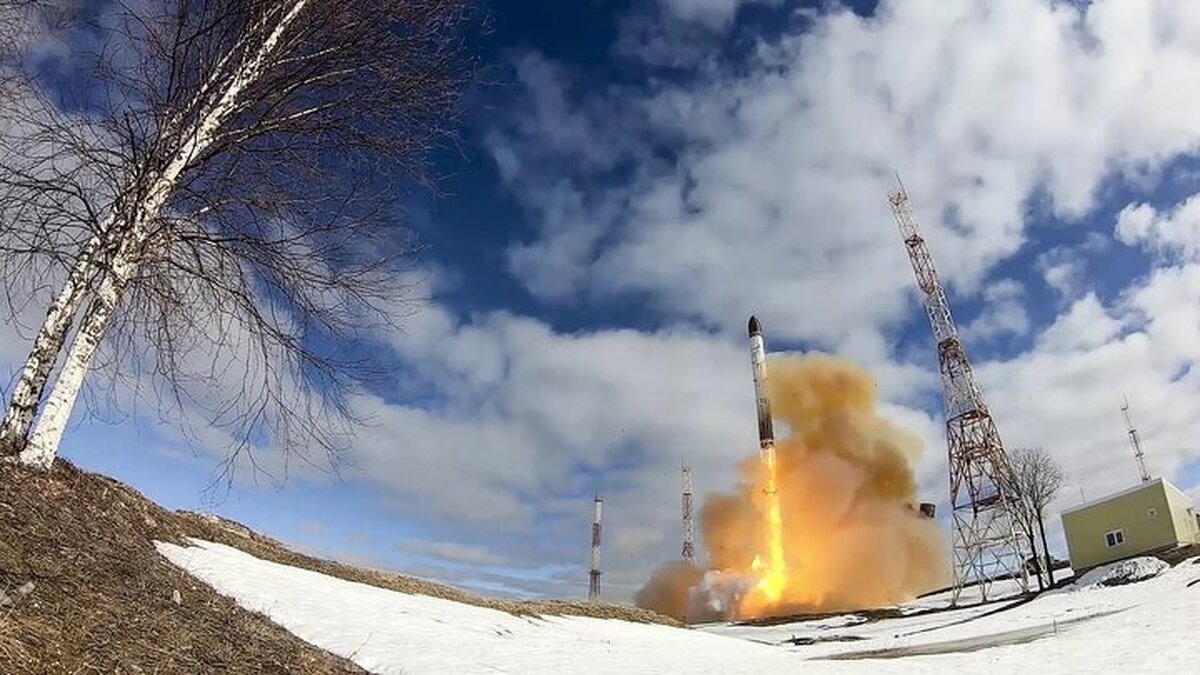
[174,510,676,626]
[0,458,673,673]
[0,459,363,673]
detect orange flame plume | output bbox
[636,354,951,622]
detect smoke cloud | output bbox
[637,354,950,621]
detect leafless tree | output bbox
[0,1,46,49]
[0,0,474,473]
[1009,447,1065,587]
[1008,479,1044,590]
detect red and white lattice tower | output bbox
[681,465,695,564]
[889,182,1030,604]
[588,496,602,601]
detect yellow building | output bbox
[1060,478,1200,572]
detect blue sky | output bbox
[8,0,1200,602]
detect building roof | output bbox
[1060,477,1187,517]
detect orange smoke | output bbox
[636,354,950,621]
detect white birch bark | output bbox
[1,8,249,454]
[0,231,106,450]
[20,245,132,467]
[18,0,311,468]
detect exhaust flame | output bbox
[635,354,951,622]
[748,447,785,606]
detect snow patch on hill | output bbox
[155,539,793,675]
[158,539,1200,675]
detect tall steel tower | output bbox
[588,496,603,601]
[682,465,695,564]
[1121,396,1151,484]
[888,183,1030,604]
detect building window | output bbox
[1105,530,1125,548]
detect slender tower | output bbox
[888,183,1029,604]
[1121,396,1151,484]
[588,496,602,601]
[682,465,695,564]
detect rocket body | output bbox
[748,316,775,450]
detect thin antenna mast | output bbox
[1121,396,1151,484]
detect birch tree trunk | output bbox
[13,0,312,467]
[3,0,472,473]
[0,232,106,453]
[21,242,136,466]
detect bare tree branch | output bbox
[0,0,476,477]
[1009,447,1066,587]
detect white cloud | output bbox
[1037,293,1125,352]
[1116,195,1200,260]
[15,0,1200,599]
[313,301,944,596]
[493,0,1200,353]
[470,2,1200,572]
[369,311,756,502]
[146,0,1200,589]
[979,263,1200,555]
[89,251,1200,587]
[1037,244,1087,300]
[658,0,783,28]
[396,538,508,566]
[961,279,1030,344]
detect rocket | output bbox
[748,315,786,599]
[748,315,775,450]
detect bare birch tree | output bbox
[1009,447,1065,587]
[0,0,473,470]
[0,1,52,55]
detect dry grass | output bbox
[0,459,364,674]
[0,457,677,672]
[174,511,679,626]
[0,614,31,664]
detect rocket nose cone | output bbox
[748,315,761,337]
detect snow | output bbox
[158,539,1200,674]
[1073,557,1168,588]
[156,539,795,675]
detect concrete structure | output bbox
[1061,478,1200,572]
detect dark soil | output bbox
[734,606,907,627]
[0,458,364,674]
[784,633,867,646]
[733,590,1034,629]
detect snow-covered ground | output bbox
[158,539,1200,674]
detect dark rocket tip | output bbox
[748,315,761,337]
